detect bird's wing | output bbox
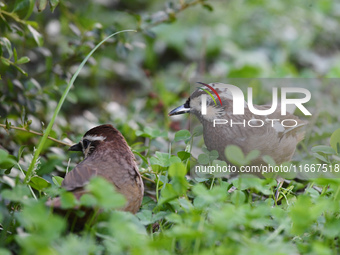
[61,159,98,191]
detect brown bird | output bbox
[169,83,307,198]
[49,124,144,214]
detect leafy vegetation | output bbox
[1,0,340,254]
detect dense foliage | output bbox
[1,0,340,254]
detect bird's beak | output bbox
[69,142,82,151]
[168,104,190,116]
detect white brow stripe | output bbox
[83,135,106,141]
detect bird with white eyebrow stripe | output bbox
[48,124,144,216]
[169,82,307,199]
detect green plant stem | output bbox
[17,163,37,200]
[0,124,72,146]
[23,29,136,184]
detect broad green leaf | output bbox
[231,190,246,205]
[79,193,97,207]
[198,153,209,164]
[13,0,35,20]
[136,126,167,138]
[174,130,191,142]
[86,177,126,210]
[60,192,77,209]
[158,183,177,205]
[0,149,17,169]
[192,125,203,137]
[1,185,31,202]
[311,146,336,155]
[177,151,190,161]
[169,162,187,177]
[150,152,180,167]
[245,150,260,162]
[225,145,247,166]
[169,163,188,195]
[29,176,51,191]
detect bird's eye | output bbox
[82,139,90,149]
[184,98,190,108]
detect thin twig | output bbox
[143,0,205,30]
[0,124,73,147]
[141,175,155,183]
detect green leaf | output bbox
[79,193,97,207]
[0,37,12,59]
[177,151,191,161]
[133,150,148,165]
[17,56,30,64]
[86,177,126,210]
[13,47,17,62]
[13,0,35,19]
[169,162,188,195]
[150,152,180,167]
[136,209,154,225]
[37,0,48,12]
[17,146,26,161]
[245,150,260,162]
[262,155,276,166]
[192,125,203,137]
[0,248,11,255]
[225,145,247,166]
[49,0,60,12]
[158,183,178,205]
[169,162,187,178]
[202,3,214,11]
[12,63,28,76]
[0,149,17,169]
[60,192,77,209]
[330,128,340,154]
[52,176,63,187]
[311,146,336,155]
[174,130,191,142]
[198,153,209,165]
[27,25,43,46]
[29,176,51,191]
[1,58,11,66]
[136,126,167,138]
[1,185,31,202]
[231,190,246,205]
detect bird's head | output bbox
[69,124,124,158]
[169,82,228,121]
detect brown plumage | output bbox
[49,124,144,215]
[169,83,306,167]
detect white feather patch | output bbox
[83,135,106,141]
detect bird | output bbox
[169,82,307,199]
[48,124,144,215]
